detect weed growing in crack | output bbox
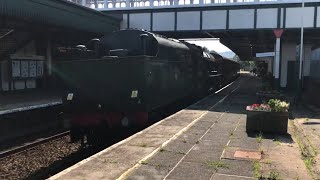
[256,132,263,144]
[267,170,282,180]
[206,161,229,171]
[274,138,281,146]
[253,161,262,179]
[140,160,148,165]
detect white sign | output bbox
[29,61,37,77]
[36,61,44,77]
[256,52,275,58]
[11,60,20,78]
[21,61,29,78]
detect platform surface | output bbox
[0,91,61,115]
[50,74,264,180]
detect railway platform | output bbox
[50,73,311,180]
[0,91,63,148]
[0,90,61,113]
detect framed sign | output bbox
[10,56,45,79]
[29,61,37,77]
[36,61,43,77]
[20,61,29,78]
[11,60,20,78]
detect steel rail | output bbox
[0,131,70,160]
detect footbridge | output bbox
[72,0,320,101]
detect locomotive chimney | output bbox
[90,38,100,58]
[140,34,149,55]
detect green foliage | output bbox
[253,161,262,179]
[256,132,263,143]
[268,170,282,180]
[267,99,289,112]
[206,161,229,171]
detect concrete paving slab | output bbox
[142,124,185,137]
[176,131,204,145]
[143,150,184,168]
[165,162,214,180]
[211,173,254,179]
[193,140,225,152]
[97,145,156,165]
[126,164,171,180]
[221,147,261,161]
[260,144,312,180]
[234,150,261,160]
[158,110,205,127]
[217,159,254,178]
[198,112,224,123]
[183,149,222,164]
[162,139,194,154]
[228,137,260,150]
[127,133,171,147]
[184,124,211,136]
[192,120,214,129]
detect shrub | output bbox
[268,99,289,112]
[248,99,289,112]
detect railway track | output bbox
[0,80,239,180]
[0,131,70,160]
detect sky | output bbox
[186,39,236,58]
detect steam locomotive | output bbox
[53,29,239,144]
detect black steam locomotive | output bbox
[53,29,239,144]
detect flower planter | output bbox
[246,106,288,134]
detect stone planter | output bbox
[246,106,288,134]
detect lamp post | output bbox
[298,0,304,99]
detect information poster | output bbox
[11,60,20,78]
[21,61,29,78]
[29,61,37,77]
[36,61,43,77]
[10,57,44,79]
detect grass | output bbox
[253,161,262,179]
[274,138,281,146]
[267,170,282,180]
[304,157,315,173]
[140,160,148,165]
[262,159,272,165]
[290,121,318,179]
[206,161,229,171]
[256,132,263,144]
[177,151,186,155]
[139,144,148,147]
[253,161,282,180]
[229,132,234,138]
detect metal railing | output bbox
[66,0,318,10]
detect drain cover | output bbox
[234,150,261,160]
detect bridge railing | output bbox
[67,0,313,10]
